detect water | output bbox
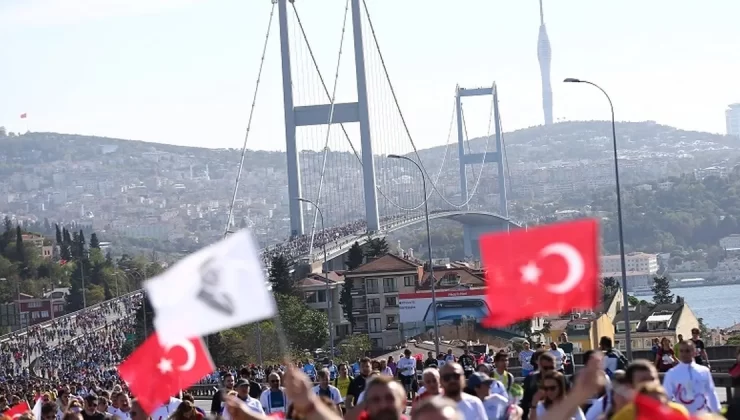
[649,283,740,328]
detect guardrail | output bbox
[0,289,144,342]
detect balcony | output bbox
[369,305,381,314]
[383,286,399,294]
[386,323,399,330]
[354,324,368,333]
[366,287,380,295]
[350,287,366,297]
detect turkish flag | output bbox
[118,333,214,416]
[634,394,695,420]
[5,402,30,419]
[480,219,600,327]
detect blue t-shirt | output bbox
[351,362,360,376]
[268,390,284,409]
[303,364,316,378]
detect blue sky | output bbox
[1,0,739,152]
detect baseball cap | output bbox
[467,372,494,388]
[236,379,250,388]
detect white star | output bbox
[520,261,542,284]
[157,358,173,374]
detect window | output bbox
[403,276,415,287]
[386,315,397,325]
[383,278,397,293]
[317,289,327,303]
[385,296,398,307]
[27,301,42,308]
[616,321,639,332]
[369,318,382,333]
[439,274,460,287]
[574,324,586,330]
[371,338,383,349]
[368,298,381,313]
[366,278,379,294]
[304,292,317,303]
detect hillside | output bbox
[1,121,738,255]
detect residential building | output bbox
[601,252,658,274]
[719,234,740,250]
[418,266,486,290]
[21,233,53,259]
[727,103,740,138]
[16,295,65,326]
[295,271,350,343]
[543,311,615,352]
[612,297,698,352]
[343,254,423,350]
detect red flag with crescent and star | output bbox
[118,333,214,415]
[479,218,600,327]
[4,401,30,419]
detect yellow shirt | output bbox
[335,377,352,398]
[492,370,512,389]
[611,401,689,420]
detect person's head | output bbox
[268,372,281,390]
[661,337,672,349]
[610,375,632,413]
[494,352,508,372]
[363,375,406,420]
[360,357,372,376]
[636,381,669,403]
[446,349,452,355]
[677,334,684,342]
[96,397,108,413]
[338,363,348,377]
[379,359,388,369]
[421,369,441,395]
[239,367,250,379]
[317,369,330,387]
[537,352,556,373]
[173,401,195,420]
[439,363,465,398]
[117,393,131,413]
[58,390,70,408]
[0,396,7,409]
[83,395,97,415]
[531,349,546,370]
[523,341,531,351]
[539,371,567,405]
[411,396,463,420]
[235,379,251,398]
[476,363,490,374]
[223,372,235,389]
[41,403,56,420]
[625,359,659,388]
[678,340,696,364]
[466,372,493,400]
[388,356,394,364]
[691,328,701,339]
[109,392,119,408]
[549,342,558,351]
[67,399,82,414]
[599,336,613,351]
[427,351,434,359]
[404,349,412,359]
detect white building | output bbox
[720,234,740,250]
[727,103,740,138]
[601,252,659,274]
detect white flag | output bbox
[144,229,276,345]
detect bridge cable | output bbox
[305,0,351,256]
[291,2,456,214]
[361,0,494,209]
[460,102,494,209]
[223,1,277,238]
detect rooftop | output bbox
[347,253,421,275]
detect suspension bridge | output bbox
[228,0,522,270]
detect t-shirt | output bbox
[260,389,288,415]
[535,401,585,420]
[456,394,487,419]
[334,376,352,397]
[81,412,106,420]
[483,394,509,420]
[150,398,182,420]
[519,350,534,371]
[549,348,566,370]
[691,338,706,364]
[610,402,688,420]
[397,357,416,377]
[347,375,368,403]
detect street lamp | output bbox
[388,154,440,356]
[564,77,632,359]
[296,197,335,357]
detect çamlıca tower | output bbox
[537,0,553,125]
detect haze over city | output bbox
[2,0,740,151]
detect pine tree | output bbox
[103,281,113,300]
[55,224,62,245]
[66,263,85,312]
[60,228,72,261]
[365,238,389,258]
[15,226,24,258]
[90,233,100,249]
[43,218,51,234]
[269,254,294,295]
[651,276,674,304]
[78,230,86,258]
[340,242,364,328]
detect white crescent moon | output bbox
[164,339,197,372]
[540,242,584,295]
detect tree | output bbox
[697,317,709,340]
[651,276,674,304]
[66,262,85,312]
[269,255,294,295]
[365,238,389,258]
[275,293,330,351]
[15,226,24,260]
[60,228,72,261]
[338,334,371,361]
[90,233,100,249]
[78,230,86,258]
[727,335,740,346]
[55,224,63,246]
[339,242,364,329]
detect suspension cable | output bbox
[223,2,276,238]
[459,102,494,208]
[305,0,350,255]
[361,0,493,208]
[291,2,455,212]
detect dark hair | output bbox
[538,352,555,365]
[494,352,508,363]
[599,336,613,349]
[625,359,655,385]
[531,349,546,369]
[582,349,596,363]
[41,402,57,416]
[360,357,371,364]
[223,372,233,380]
[539,370,567,408]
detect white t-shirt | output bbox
[240,397,264,416]
[311,384,343,405]
[397,357,416,377]
[259,388,288,415]
[456,394,487,419]
[483,394,510,420]
[109,408,131,420]
[536,401,586,420]
[150,397,182,420]
[549,348,566,370]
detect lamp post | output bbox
[296,197,335,357]
[564,78,632,359]
[388,154,440,355]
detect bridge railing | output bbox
[0,289,144,343]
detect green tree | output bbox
[726,335,740,346]
[66,262,85,312]
[60,228,72,261]
[365,238,389,258]
[651,276,674,304]
[90,233,100,249]
[339,242,364,329]
[697,317,709,339]
[15,226,24,259]
[78,230,86,258]
[338,334,371,361]
[269,255,294,295]
[276,293,329,351]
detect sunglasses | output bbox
[441,373,461,382]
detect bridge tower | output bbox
[277,0,380,238]
[456,84,508,257]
